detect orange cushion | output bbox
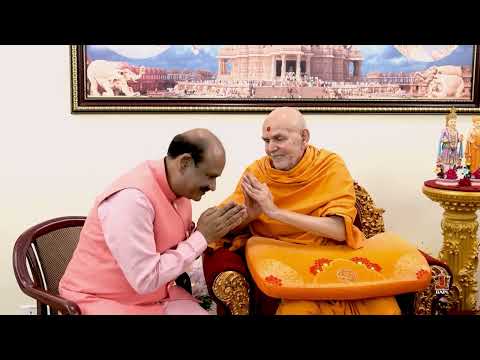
[245,232,431,300]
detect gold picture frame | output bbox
[71,45,480,113]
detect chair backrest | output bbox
[13,216,86,314]
[353,182,385,238]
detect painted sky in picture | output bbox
[86,45,474,75]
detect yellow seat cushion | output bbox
[245,232,431,300]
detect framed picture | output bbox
[71,45,480,113]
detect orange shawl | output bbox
[217,145,365,250]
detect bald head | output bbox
[261,107,310,171]
[263,107,307,133]
[166,128,226,201]
[168,128,225,165]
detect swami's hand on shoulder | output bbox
[196,202,248,243]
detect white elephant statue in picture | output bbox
[87,60,145,96]
[414,65,465,98]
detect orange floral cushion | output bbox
[245,232,431,300]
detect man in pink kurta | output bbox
[59,129,247,315]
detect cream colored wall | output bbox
[1,46,478,314]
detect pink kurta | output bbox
[59,159,208,315]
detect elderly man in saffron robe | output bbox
[203,107,411,315]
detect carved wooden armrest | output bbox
[212,271,250,315]
[353,182,386,239]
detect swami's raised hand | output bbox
[241,173,277,217]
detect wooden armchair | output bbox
[206,182,459,315]
[13,216,192,315]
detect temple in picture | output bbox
[216,45,363,82]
